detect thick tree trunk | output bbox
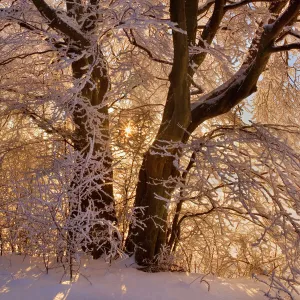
[70,48,117,259]
[30,0,118,260]
[126,0,191,265]
[126,153,180,263]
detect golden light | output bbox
[124,123,132,137]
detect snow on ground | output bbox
[0,255,282,300]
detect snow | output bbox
[0,255,274,300]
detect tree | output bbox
[1,0,123,259]
[1,0,300,293]
[126,0,300,265]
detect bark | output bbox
[126,0,191,265]
[31,0,117,259]
[70,48,117,259]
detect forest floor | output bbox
[0,254,286,300]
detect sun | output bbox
[124,124,132,137]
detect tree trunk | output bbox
[126,0,191,265]
[30,0,118,260]
[70,47,117,259]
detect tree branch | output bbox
[224,0,286,11]
[270,42,300,52]
[288,28,300,39]
[198,0,285,14]
[123,29,172,65]
[31,0,89,45]
[177,207,215,228]
[198,0,215,16]
[185,0,199,47]
[190,0,226,75]
[0,50,53,66]
[186,0,299,136]
[155,0,191,140]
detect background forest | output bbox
[0,0,300,298]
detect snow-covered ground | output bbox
[0,255,280,300]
